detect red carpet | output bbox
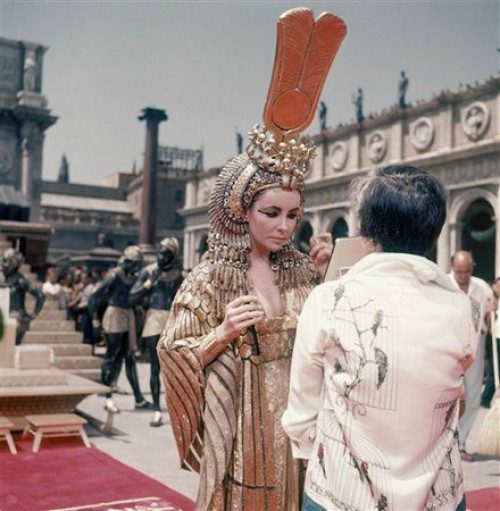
[466,487,500,511]
[0,436,195,511]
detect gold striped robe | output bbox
[158,259,315,510]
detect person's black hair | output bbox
[351,165,446,256]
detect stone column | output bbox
[390,119,403,162]
[185,180,196,208]
[310,212,322,235]
[442,104,454,150]
[449,222,459,257]
[346,208,357,236]
[350,130,361,169]
[20,122,44,221]
[437,217,450,271]
[138,107,168,248]
[183,230,193,269]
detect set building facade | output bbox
[182,78,500,282]
[1,36,497,278]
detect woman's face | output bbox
[247,187,301,253]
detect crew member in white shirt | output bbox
[42,267,66,310]
[449,251,494,461]
[283,166,477,511]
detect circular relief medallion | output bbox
[462,101,490,141]
[411,117,434,152]
[367,131,387,164]
[330,142,348,172]
[0,149,13,176]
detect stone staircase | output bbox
[24,280,102,383]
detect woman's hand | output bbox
[218,295,265,345]
[310,233,334,279]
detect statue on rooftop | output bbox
[236,131,243,155]
[399,70,409,109]
[58,154,69,184]
[352,87,364,123]
[319,100,327,130]
[23,57,37,92]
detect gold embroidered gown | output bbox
[158,257,317,510]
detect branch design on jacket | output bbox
[306,282,397,510]
[315,415,392,511]
[425,428,463,511]
[423,389,463,511]
[328,284,391,404]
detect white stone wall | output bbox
[181,79,500,277]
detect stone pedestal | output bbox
[0,368,109,430]
[16,91,47,109]
[0,319,16,368]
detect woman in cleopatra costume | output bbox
[158,8,347,510]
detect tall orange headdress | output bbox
[207,7,347,286]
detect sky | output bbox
[2,0,499,185]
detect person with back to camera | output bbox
[283,165,478,511]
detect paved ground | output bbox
[78,361,498,502]
[78,361,198,501]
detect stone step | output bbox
[45,343,93,356]
[26,297,60,311]
[30,319,75,331]
[21,263,32,274]
[71,368,102,382]
[32,299,60,311]
[24,274,39,285]
[53,356,103,370]
[24,331,83,344]
[37,310,67,321]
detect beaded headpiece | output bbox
[206,7,346,281]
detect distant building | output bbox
[40,177,137,261]
[182,78,500,282]
[0,36,58,223]
[40,156,198,262]
[0,38,202,264]
[0,37,57,269]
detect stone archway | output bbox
[460,199,496,282]
[197,234,209,262]
[297,220,313,254]
[449,189,497,281]
[330,217,349,241]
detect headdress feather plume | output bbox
[263,8,347,141]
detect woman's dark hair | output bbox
[351,165,446,256]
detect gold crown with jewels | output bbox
[246,124,316,185]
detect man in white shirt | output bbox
[449,251,494,461]
[42,267,66,310]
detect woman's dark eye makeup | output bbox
[258,207,300,219]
